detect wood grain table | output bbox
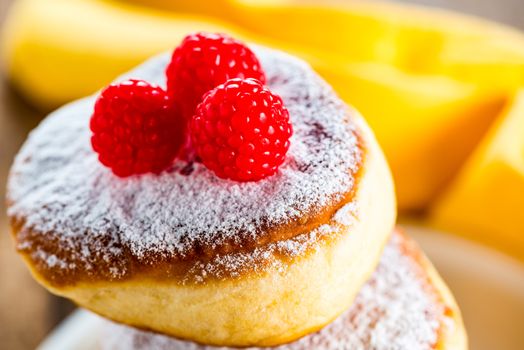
[0,0,522,349]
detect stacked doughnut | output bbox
[97,229,465,350]
[7,36,466,349]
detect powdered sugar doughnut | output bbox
[8,46,396,346]
[97,230,467,350]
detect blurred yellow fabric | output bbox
[2,0,524,260]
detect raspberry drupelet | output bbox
[166,32,266,121]
[189,78,293,182]
[90,79,184,177]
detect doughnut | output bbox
[96,229,467,350]
[7,46,396,346]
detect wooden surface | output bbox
[0,1,523,349]
[0,3,63,350]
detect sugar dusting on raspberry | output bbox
[7,46,362,281]
[98,233,451,350]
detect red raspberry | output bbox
[190,78,292,182]
[90,79,184,177]
[166,32,266,121]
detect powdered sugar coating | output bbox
[183,199,359,284]
[184,221,340,284]
[7,47,362,281]
[99,233,450,350]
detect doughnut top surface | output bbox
[99,231,452,350]
[7,47,363,282]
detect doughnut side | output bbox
[18,114,396,347]
[94,230,466,350]
[422,249,468,350]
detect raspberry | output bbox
[166,32,266,121]
[190,78,292,182]
[90,79,184,177]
